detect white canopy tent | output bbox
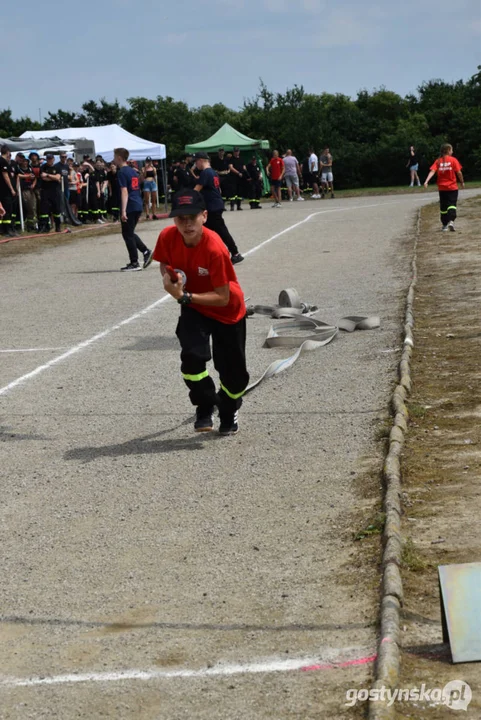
[20,124,166,162]
[22,123,168,212]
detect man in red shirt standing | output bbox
[424,143,464,232]
[153,189,249,435]
[266,150,285,208]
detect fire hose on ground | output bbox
[245,288,380,393]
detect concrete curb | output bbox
[369,209,420,719]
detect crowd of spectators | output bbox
[0,146,167,236]
[168,147,335,211]
[0,144,335,236]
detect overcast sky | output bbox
[6,0,481,122]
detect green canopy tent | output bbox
[185,123,271,194]
[185,123,269,153]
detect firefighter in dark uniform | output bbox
[246,156,263,209]
[77,163,90,223]
[95,160,108,222]
[39,153,62,233]
[168,161,177,194]
[222,151,235,210]
[172,158,192,193]
[87,163,101,223]
[153,160,166,207]
[227,147,247,211]
[9,154,23,232]
[211,148,230,201]
[107,162,120,221]
[0,145,17,237]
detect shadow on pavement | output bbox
[63,420,216,462]
[122,336,179,351]
[0,426,48,442]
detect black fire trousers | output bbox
[121,211,149,264]
[39,190,61,230]
[439,190,458,226]
[0,193,13,233]
[176,306,249,417]
[204,210,239,256]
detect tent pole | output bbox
[162,158,168,213]
[17,177,25,233]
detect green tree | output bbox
[43,110,87,130]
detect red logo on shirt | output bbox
[131,177,139,190]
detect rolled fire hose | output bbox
[245,289,380,394]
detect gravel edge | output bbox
[368,209,420,719]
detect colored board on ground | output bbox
[439,563,481,663]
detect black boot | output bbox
[237,201,243,211]
[230,201,235,211]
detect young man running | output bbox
[114,147,153,271]
[192,151,244,264]
[266,150,284,208]
[424,143,464,232]
[152,189,249,435]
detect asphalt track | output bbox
[0,193,467,719]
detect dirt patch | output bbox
[396,196,481,718]
[0,215,167,259]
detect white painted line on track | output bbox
[243,199,425,257]
[0,348,69,353]
[0,649,376,687]
[0,197,427,398]
[0,296,171,397]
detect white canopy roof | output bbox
[20,124,166,162]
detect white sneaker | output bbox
[96,218,103,224]
[289,198,293,202]
[275,203,282,208]
[448,221,456,232]
[297,196,305,201]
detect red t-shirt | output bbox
[153,225,246,324]
[268,157,284,181]
[430,155,462,191]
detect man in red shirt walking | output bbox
[266,150,285,208]
[153,190,249,435]
[424,143,464,232]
